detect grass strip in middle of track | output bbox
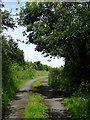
[32,77,48,87]
[25,77,50,119]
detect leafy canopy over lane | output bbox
[18,2,90,87]
[18,2,89,55]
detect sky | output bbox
[2,1,65,68]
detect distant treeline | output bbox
[25,61,51,71]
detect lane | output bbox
[3,76,47,119]
[3,76,71,120]
[20,76,48,91]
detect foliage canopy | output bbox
[18,2,90,86]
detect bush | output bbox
[48,67,79,91]
[48,68,61,89]
[62,97,90,120]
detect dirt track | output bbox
[2,76,47,119]
[3,77,72,120]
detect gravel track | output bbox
[3,77,72,120]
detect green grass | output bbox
[62,97,90,120]
[25,94,49,119]
[32,77,48,87]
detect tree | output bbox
[1,3,25,65]
[18,2,90,88]
[2,35,25,66]
[1,3,16,32]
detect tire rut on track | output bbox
[33,79,72,120]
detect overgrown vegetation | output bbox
[2,35,48,109]
[48,67,90,120]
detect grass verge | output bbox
[62,97,90,120]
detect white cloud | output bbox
[18,42,65,68]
